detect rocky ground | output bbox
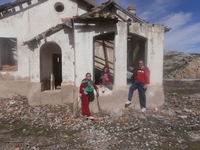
[0,90,200,150]
[163,50,200,79]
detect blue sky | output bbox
[94,0,200,54]
[1,0,200,53]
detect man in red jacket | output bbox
[125,60,150,112]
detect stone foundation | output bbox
[89,85,164,113]
[0,81,29,98]
[0,81,164,113]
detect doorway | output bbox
[127,33,147,84]
[93,32,115,85]
[40,42,62,91]
[53,54,62,89]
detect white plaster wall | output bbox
[74,23,117,87]
[129,23,165,85]
[114,22,128,86]
[148,24,164,85]
[0,12,30,80]
[77,4,87,15]
[29,45,40,83]
[0,0,82,81]
[74,24,94,87]
[29,28,74,83]
[27,0,78,36]
[78,8,87,16]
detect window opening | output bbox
[0,38,18,71]
[54,2,65,12]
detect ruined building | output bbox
[0,0,169,112]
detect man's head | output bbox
[139,60,144,69]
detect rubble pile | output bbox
[0,93,199,149]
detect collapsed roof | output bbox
[74,0,146,24]
[23,23,69,46]
[79,0,98,7]
[0,0,32,13]
[0,0,98,13]
[22,0,170,45]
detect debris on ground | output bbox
[0,92,199,149]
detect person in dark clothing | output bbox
[99,66,113,93]
[125,60,150,112]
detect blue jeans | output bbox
[128,82,146,108]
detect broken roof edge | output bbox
[112,1,170,32]
[112,1,147,24]
[74,0,147,24]
[61,18,73,27]
[78,0,98,7]
[73,17,119,24]
[23,23,70,46]
[164,27,171,33]
[0,0,32,12]
[72,12,119,22]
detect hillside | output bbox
[163,50,200,79]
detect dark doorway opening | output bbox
[127,33,147,84]
[53,54,62,89]
[40,42,62,91]
[93,32,115,85]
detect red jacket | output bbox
[136,67,150,84]
[99,72,112,85]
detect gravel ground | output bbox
[0,91,199,150]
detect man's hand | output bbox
[143,84,147,90]
[129,66,134,71]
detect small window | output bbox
[0,38,18,71]
[54,2,65,13]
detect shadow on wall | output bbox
[64,28,74,48]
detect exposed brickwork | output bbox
[1,65,18,71]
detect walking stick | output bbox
[78,96,82,114]
[96,93,102,112]
[96,93,106,122]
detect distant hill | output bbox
[163,50,200,79]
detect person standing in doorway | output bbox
[99,66,113,93]
[125,60,150,112]
[127,66,135,84]
[79,73,99,119]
